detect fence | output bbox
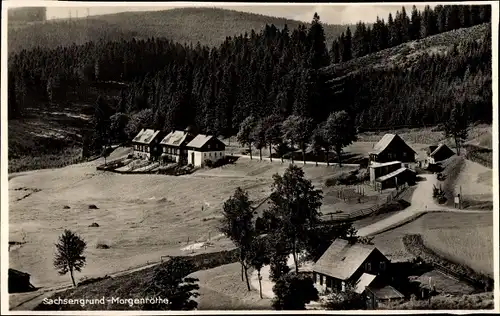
[321,183,410,223]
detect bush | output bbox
[77,275,111,287]
[88,204,99,209]
[88,223,99,227]
[325,170,361,187]
[204,159,213,168]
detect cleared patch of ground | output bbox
[455,159,493,204]
[190,263,271,310]
[9,156,348,290]
[417,270,475,295]
[372,211,493,276]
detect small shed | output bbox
[369,161,402,185]
[426,143,455,165]
[9,268,34,293]
[186,134,226,167]
[365,285,405,309]
[375,167,416,190]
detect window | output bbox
[320,275,323,285]
[341,281,346,292]
[209,153,212,157]
[208,144,211,149]
[366,262,372,272]
[403,152,407,157]
[380,261,386,271]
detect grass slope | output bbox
[321,23,491,78]
[8,7,348,53]
[372,211,493,276]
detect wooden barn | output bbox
[425,143,455,166]
[131,129,163,160]
[312,239,404,309]
[374,167,416,191]
[9,268,35,293]
[369,161,403,185]
[186,134,226,167]
[369,134,417,165]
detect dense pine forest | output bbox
[8,4,492,157]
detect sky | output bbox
[38,3,433,25]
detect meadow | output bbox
[372,211,493,276]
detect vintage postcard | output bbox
[1,1,498,313]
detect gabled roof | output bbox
[9,268,30,277]
[367,285,405,300]
[429,143,453,157]
[132,129,160,144]
[370,134,417,155]
[313,239,378,281]
[160,130,191,147]
[376,167,415,182]
[187,134,223,149]
[355,273,377,294]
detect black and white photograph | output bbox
[2,1,498,312]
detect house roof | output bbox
[368,285,405,300]
[370,134,416,155]
[9,268,30,278]
[369,161,402,169]
[132,129,160,144]
[187,134,215,149]
[313,239,377,281]
[429,143,453,157]
[376,167,415,182]
[160,131,191,147]
[355,273,378,294]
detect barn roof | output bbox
[369,161,402,169]
[132,129,160,144]
[187,134,224,149]
[313,239,378,281]
[355,273,378,294]
[376,167,415,182]
[160,130,190,147]
[368,285,405,300]
[429,143,453,157]
[370,134,416,155]
[9,268,30,278]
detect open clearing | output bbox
[8,152,350,289]
[372,211,493,276]
[190,263,271,310]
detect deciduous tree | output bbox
[53,230,87,287]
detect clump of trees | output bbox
[219,163,368,309]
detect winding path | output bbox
[250,174,491,299]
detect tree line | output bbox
[329,4,491,62]
[8,5,492,156]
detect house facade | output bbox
[369,134,417,165]
[159,129,195,165]
[312,239,404,309]
[312,239,391,293]
[131,129,163,160]
[186,134,226,167]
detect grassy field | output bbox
[372,211,493,276]
[8,155,352,289]
[191,263,271,310]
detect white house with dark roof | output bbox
[159,128,196,164]
[312,239,404,308]
[186,134,226,167]
[132,129,163,160]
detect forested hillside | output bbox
[8,4,492,163]
[8,7,349,53]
